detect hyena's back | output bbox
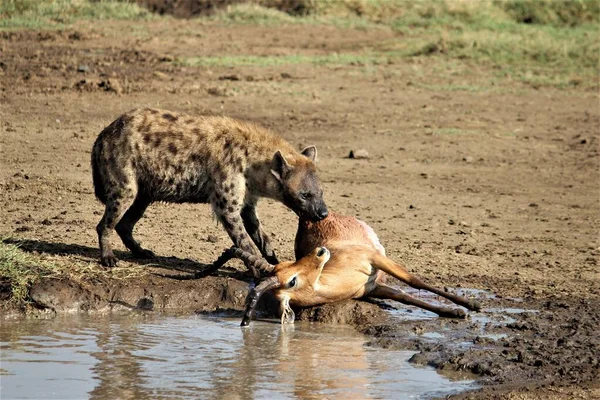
[92,108,288,205]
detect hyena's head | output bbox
[271,146,328,222]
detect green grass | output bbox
[0,241,61,305]
[176,52,390,67]
[0,0,153,30]
[2,0,598,89]
[203,1,600,89]
[0,239,147,308]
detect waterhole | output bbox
[0,314,475,399]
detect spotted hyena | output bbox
[91,108,328,273]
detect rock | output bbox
[206,234,219,243]
[77,65,89,73]
[463,156,474,163]
[348,149,369,159]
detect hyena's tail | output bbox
[91,138,107,204]
[369,252,481,311]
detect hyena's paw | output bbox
[101,253,119,268]
[132,248,155,259]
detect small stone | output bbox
[280,72,292,79]
[348,149,369,159]
[77,64,89,73]
[206,234,219,243]
[463,156,474,163]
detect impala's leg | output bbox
[369,252,481,311]
[369,284,466,318]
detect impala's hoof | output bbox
[468,300,482,312]
[440,308,467,319]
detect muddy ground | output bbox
[1,19,599,399]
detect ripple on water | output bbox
[0,314,476,399]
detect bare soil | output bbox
[1,20,599,399]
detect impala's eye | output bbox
[300,192,312,200]
[317,247,326,257]
[288,276,297,288]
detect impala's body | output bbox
[233,211,481,325]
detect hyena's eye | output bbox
[300,192,312,200]
[288,276,297,288]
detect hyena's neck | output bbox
[244,158,284,201]
[244,149,301,201]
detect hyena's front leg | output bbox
[212,192,262,278]
[241,203,279,264]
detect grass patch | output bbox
[0,239,147,307]
[176,52,390,67]
[204,1,599,89]
[2,0,598,89]
[0,240,61,305]
[0,0,153,30]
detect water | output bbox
[0,314,475,399]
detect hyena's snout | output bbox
[316,203,328,221]
[309,200,328,222]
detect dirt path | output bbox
[1,20,599,398]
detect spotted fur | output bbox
[91,108,328,269]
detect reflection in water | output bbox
[0,314,475,399]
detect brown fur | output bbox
[238,212,481,325]
[91,108,328,268]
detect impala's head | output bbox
[271,146,328,222]
[239,247,331,326]
[274,247,330,298]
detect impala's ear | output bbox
[312,247,329,286]
[301,146,317,162]
[271,151,292,182]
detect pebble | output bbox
[206,234,219,243]
[463,156,474,163]
[77,65,89,73]
[348,149,369,159]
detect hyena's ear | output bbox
[301,146,317,162]
[271,151,292,182]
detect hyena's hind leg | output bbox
[96,187,137,267]
[115,196,154,259]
